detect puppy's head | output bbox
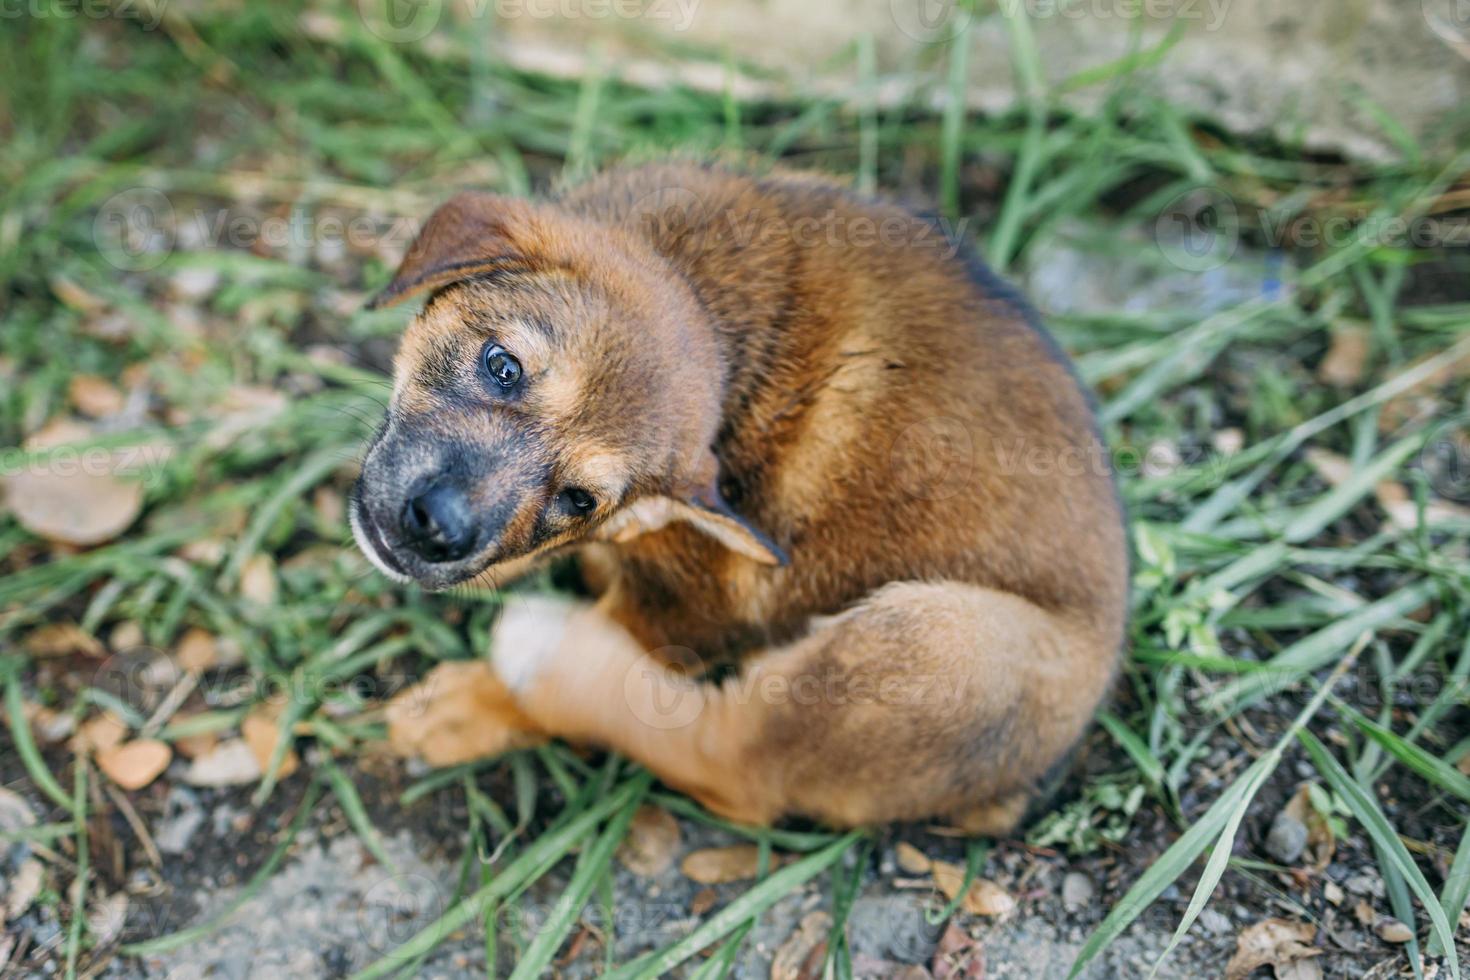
[351,191,781,590]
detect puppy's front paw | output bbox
[386,660,542,766]
[490,594,590,693]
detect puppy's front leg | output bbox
[488,596,779,823]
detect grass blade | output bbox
[604,831,863,980]
[1298,730,1459,978]
[348,777,644,980]
[508,772,650,979]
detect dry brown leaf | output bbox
[182,738,261,786]
[895,841,932,875]
[3,438,144,547]
[87,891,129,947]
[238,554,278,606]
[771,911,831,980]
[175,627,219,672]
[931,860,1015,917]
[680,844,764,885]
[69,375,126,418]
[1375,917,1414,944]
[386,660,541,766]
[71,713,129,755]
[1354,900,1376,926]
[97,739,172,791]
[242,703,299,779]
[49,274,108,314]
[1381,349,1470,431]
[616,805,681,877]
[24,622,104,659]
[1283,784,1336,870]
[24,703,75,744]
[931,919,984,979]
[313,486,346,528]
[109,620,145,652]
[5,859,44,923]
[1225,918,1320,980]
[1304,448,1354,488]
[1318,324,1370,387]
[1373,479,1470,532]
[689,887,717,917]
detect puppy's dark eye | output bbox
[481,344,522,388]
[558,487,596,515]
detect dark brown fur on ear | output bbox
[367,192,541,309]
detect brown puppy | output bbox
[351,161,1128,832]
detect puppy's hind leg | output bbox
[489,582,1118,830]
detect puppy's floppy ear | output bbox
[367,192,540,310]
[658,449,784,565]
[676,483,788,566]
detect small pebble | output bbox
[1265,808,1308,864]
[1198,908,1232,936]
[1346,873,1385,898]
[1062,872,1094,912]
[1323,881,1344,906]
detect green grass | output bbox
[2,3,1469,977]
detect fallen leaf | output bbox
[3,421,144,546]
[689,887,717,916]
[1373,478,1470,532]
[616,805,681,877]
[87,891,129,947]
[771,911,831,980]
[97,739,172,791]
[680,844,764,885]
[71,713,129,755]
[182,738,261,786]
[242,703,299,780]
[1212,427,1245,456]
[930,919,983,979]
[1374,917,1414,944]
[931,861,1015,917]
[109,620,145,652]
[1318,324,1370,386]
[386,660,542,766]
[1323,880,1344,906]
[175,627,219,672]
[24,703,75,743]
[1354,900,1376,926]
[23,622,104,659]
[69,375,126,418]
[1304,448,1353,488]
[238,554,278,606]
[0,787,37,837]
[313,486,345,528]
[895,841,932,875]
[5,859,44,923]
[1224,918,1320,980]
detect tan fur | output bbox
[355,161,1129,831]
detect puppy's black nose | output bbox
[401,485,476,563]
